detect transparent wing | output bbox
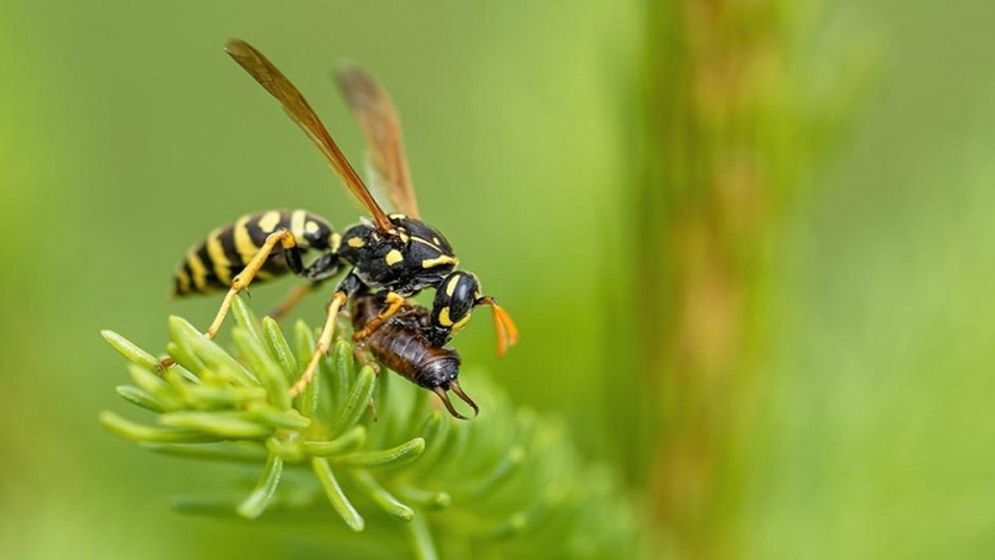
[225,39,393,231]
[336,63,420,218]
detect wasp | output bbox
[352,294,477,419]
[169,39,518,401]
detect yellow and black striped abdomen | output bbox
[173,209,336,296]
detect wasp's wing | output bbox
[225,39,393,231]
[336,63,420,219]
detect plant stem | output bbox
[405,512,439,560]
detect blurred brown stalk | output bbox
[629,1,853,557]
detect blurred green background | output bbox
[3,0,995,558]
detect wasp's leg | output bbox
[204,230,300,339]
[302,252,343,282]
[269,249,345,321]
[289,271,364,397]
[351,291,407,342]
[160,230,303,369]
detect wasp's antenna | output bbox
[433,387,468,420]
[477,296,519,357]
[449,380,479,417]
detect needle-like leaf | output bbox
[350,469,413,521]
[332,366,377,434]
[312,457,364,531]
[334,437,424,469]
[101,308,640,558]
[101,330,161,372]
[237,454,284,519]
[302,425,367,456]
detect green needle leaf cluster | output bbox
[100,296,641,559]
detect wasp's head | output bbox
[429,270,519,357]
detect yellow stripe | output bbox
[258,210,281,233]
[175,266,191,293]
[234,215,257,265]
[453,313,472,333]
[291,210,307,246]
[445,274,461,297]
[422,255,458,268]
[411,236,441,250]
[206,229,231,285]
[438,306,453,327]
[186,251,209,291]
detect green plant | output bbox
[100,296,640,559]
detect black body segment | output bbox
[173,209,337,296]
[428,271,482,346]
[336,214,458,296]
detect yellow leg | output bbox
[205,230,297,339]
[351,292,405,342]
[289,291,348,397]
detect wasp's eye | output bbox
[432,270,480,332]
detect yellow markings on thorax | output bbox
[399,231,410,243]
[389,213,407,220]
[186,250,209,291]
[206,228,232,284]
[234,215,258,265]
[329,232,342,253]
[411,236,440,250]
[445,274,461,297]
[385,249,404,266]
[305,220,320,234]
[347,236,365,248]
[422,255,458,268]
[290,210,307,246]
[258,211,282,233]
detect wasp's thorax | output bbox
[337,214,458,296]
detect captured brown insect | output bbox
[351,294,477,419]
